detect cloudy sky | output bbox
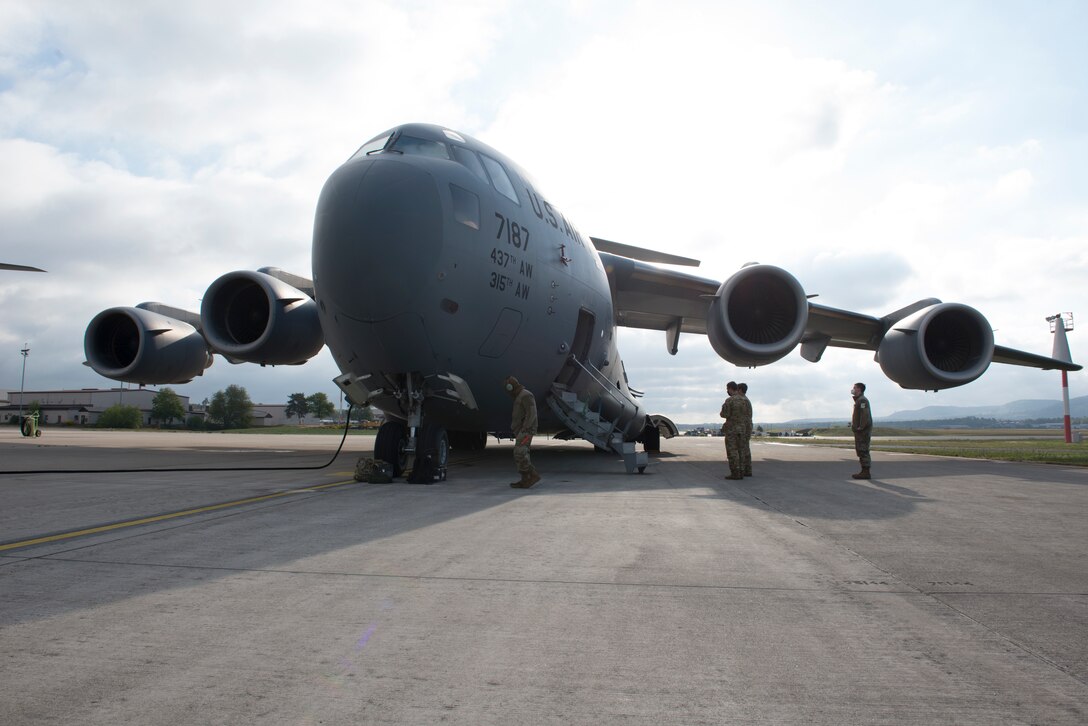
[1,0,1085,424]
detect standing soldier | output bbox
[719,381,744,480]
[850,382,873,479]
[505,376,541,488]
[738,382,753,477]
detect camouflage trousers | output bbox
[514,432,534,473]
[854,433,871,468]
[725,430,744,476]
[739,435,752,475]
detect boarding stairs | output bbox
[546,357,648,474]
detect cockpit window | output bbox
[351,133,392,160]
[389,134,450,160]
[451,145,489,184]
[480,154,519,204]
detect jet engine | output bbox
[706,265,810,366]
[200,270,324,365]
[877,303,994,390]
[84,306,212,384]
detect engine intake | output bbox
[706,265,809,366]
[877,303,994,390]
[84,306,211,384]
[200,270,324,365]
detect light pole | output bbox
[18,344,29,423]
[1046,313,1075,443]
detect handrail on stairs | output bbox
[563,354,632,414]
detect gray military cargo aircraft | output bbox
[83,123,1081,482]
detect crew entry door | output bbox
[557,308,596,387]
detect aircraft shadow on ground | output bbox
[0,440,1075,627]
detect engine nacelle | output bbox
[706,265,809,366]
[200,270,324,365]
[877,303,994,390]
[84,306,211,384]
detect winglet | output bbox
[1048,313,1074,365]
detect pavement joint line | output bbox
[6,556,929,593]
[0,479,358,552]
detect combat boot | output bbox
[510,472,532,488]
[523,468,541,488]
[852,467,871,480]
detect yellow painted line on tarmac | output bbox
[0,479,356,552]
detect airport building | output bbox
[0,387,190,427]
[0,388,325,427]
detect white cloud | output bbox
[1,0,1085,420]
[976,139,1041,163]
[990,168,1035,201]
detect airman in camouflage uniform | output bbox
[506,376,541,488]
[720,381,745,480]
[738,382,753,477]
[850,382,873,479]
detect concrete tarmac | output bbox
[1,429,1086,724]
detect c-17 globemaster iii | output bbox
[83,123,1080,482]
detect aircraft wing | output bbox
[991,345,1080,370]
[1,263,46,272]
[599,251,1081,380]
[601,251,886,348]
[600,252,717,335]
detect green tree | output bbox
[151,387,186,427]
[208,385,253,429]
[98,404,143,429]
[307,392,335,421]
[285,392,309,423]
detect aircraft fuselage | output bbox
[312,124,643,439]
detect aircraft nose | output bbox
[313,157,443,320]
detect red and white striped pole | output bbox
[1062,369,1072,444]
[1048,313,1074,444]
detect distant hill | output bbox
[879,396,1088,422]
[757,395,1088,428]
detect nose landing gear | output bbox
[341,371,470,484]
[369,374,449,484]
[374,419,448,483]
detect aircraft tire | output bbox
[375,421,408,476]
[641,423,661,452]
[408,424,449,484]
